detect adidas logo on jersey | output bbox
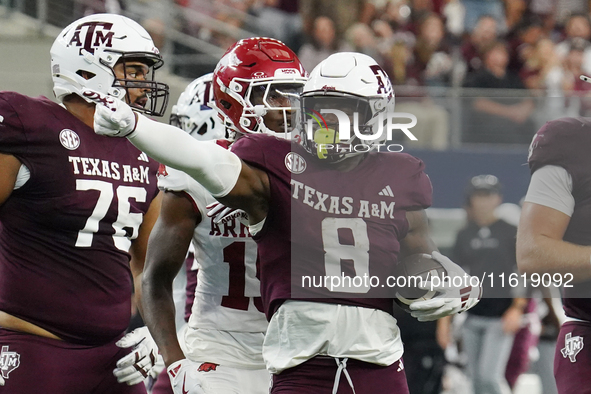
[378,185,394,197]
[137,152,150,162]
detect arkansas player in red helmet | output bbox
[212,37,307,139]
[136,39,307,394]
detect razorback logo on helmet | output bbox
[68,21,114,55]
[198,362,219,372]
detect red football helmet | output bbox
[212,37,307,137]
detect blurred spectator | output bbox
[345,22,384,65]
[463,41,536,144]
[385,12,450,150]
[443,0,467,37]
[251,0,303,51]
[520,38,570,125]
[555,13,591,74]
[382,0,414,32]
[299,0,366,39]
[453,175,528,394]
[555,0,589,25]
[461,15,499,74]
[297,15,352,72]
[504,0,527,31]
[506,15,544,75]
[527,0,560,40]
[520,38,563,93]
[562,38,591,116]
[408,12,453,86]
[461,0,506,34]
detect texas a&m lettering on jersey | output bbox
[291,179,396,219]
[68,156,152,184]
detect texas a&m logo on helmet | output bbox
[68,21,114,55]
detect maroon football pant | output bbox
[505,323,537,388]
[554,321,591,394]
[271,356,409,394]
[0,328,147,394]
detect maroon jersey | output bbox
[231,134,432,320]
[0,92,159,345]
[529,117,591,321]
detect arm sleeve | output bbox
[524,165,574,217]
[129,115,242,197]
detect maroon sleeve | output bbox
[528,117,591,195]
[393,153,433,210]
[528,117,591,174]
[230,134,268,169]
[0,92,29,158]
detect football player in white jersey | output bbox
[149,72,269,394]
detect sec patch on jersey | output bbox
[393,253,446,312]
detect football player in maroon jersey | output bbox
[0,13,168,393]
[518,112,591,393]
[91,49,481,393]
[140,47,305,393]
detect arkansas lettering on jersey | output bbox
[231,133,432,320]
[528,117,591,321]
[0,92,160,345]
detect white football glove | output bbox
[0,374,4,386]
[83,89,137,137]
[167,359,211,394]
[406,251,482,322]
[113,326,164,385]
[206,202,249,226]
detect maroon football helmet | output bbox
[212,37,307,137]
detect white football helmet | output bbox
[298,52,395,162]
[51,13,169,116]
[170,73,227,141]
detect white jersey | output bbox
[157,141,267,368]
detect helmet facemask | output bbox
[227,79,305,139]
[110,52,169,117]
